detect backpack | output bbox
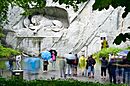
[66,59,71,64]
[87,58,96,66]
[101,60,108,68]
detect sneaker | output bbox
[69,74,71,76]
[88,75,91,78]
[92,76,94,78]
[103,76,106,79]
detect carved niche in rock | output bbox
[26,15,63,34]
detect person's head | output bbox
[42,48,46,51]
[90,55,92,58]
[110,56,115,60]
[52,51,55,54]
[61,56,65,59]
[82,55,85,57]
[33,54,37,57]
[38,53,41,57]
[111,53,114,56]
[102,57,106,60]
[69,52,72,54]
[75,54,78,57]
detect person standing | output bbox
[100,57,108,79]
[72,54,79,76]
[49,49,57,70]
[41,48,51,72]
[16,55,22,70]
[79,55,86,76]
[122,56,130,84]
[8,55,15,71]
[65,52,74,76]
[87,55,96,78]
[108,55,116,84]
[59,56,66,78]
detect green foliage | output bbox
[93,0,130,18]
[0,0,130,27]
[93,47,123,59]
[0,27,5,39]
[0,0,88,26]
[53,0,87,12]
[113,33,130,45]
[0,78,127,86]
[13,0,46,16]
[0,61,6,69]
[125,46,130,50]
[0,46,20,58]
[0,0,9,26]
[0,0,46,26]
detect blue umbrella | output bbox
[41,51,51,60]
[117,50,129,56]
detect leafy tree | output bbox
[0,0,130,57]
[0,46,20,58]
[113,33,130,45]
[0,27,5,39]
[92,0,130,45]
[0,0,129,27]
[93,47,122,60]
[0,0,46,26]
[93,0,130,18]
[0,0,130,27]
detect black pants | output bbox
[109,70,116,84]
[109,73,116,84]
[101,67,107,76]
[43,61,48,71]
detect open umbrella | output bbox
[49,49,57,56]
[117,50,129,56]
[41,51,51,61]
[64,54,75,60]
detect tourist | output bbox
[108,55,116,84]
[100,57,108,79]
[15,54,22,70]
[79,55,86,76]
[122,56,130,84]
[72,54,79,76]
[87,55,96,78]
[65,52,74,76]
[59,56,66,78]
[8,55,15,71]
[49,49,57,70]
[41,48,51,72]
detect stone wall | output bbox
[4,0,130,56]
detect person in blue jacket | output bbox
[108,56,116,84]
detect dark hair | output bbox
[90,55,92,58]
[102,57,106,60]
[75,54,78,57]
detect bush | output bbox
[93,47,123,60]
[0,78,127,86]
[0,46,20,58]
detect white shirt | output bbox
[16,55,21,62]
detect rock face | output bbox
[4,0,130,56]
